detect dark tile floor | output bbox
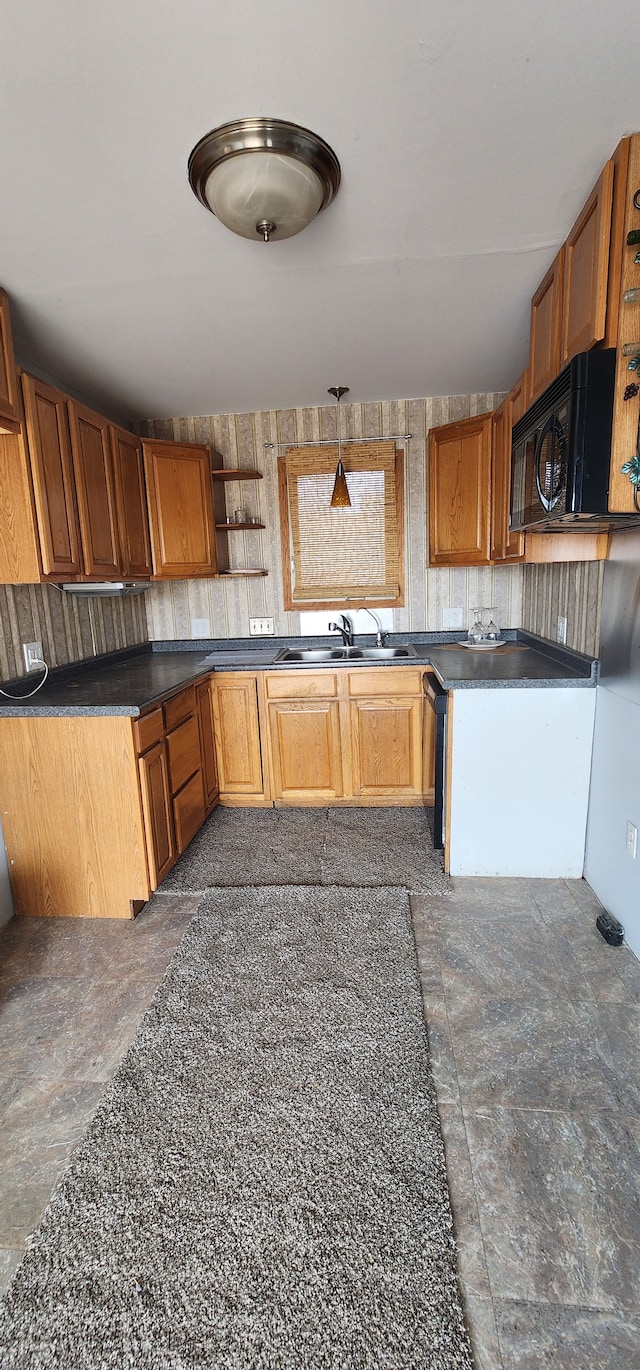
[1,875,639,1369]
[411,877,640,1369]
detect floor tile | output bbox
[585,1000,640,1115]
[463,1107,640,1310]
[494,1299,640,1369]
[448,878,540,918]
[424,1000,460,1104]
[0,1249,22,1298]
[464,1297,503,1370]
[437,1103,491,1298]
[434,916,591,1005]
[0,976,159,1081]
[446,996,618,1112]
[0,1077,104,1167]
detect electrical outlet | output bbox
[22,640,43,673]
[627,821,637,858]
[556,616,567,645]
[191,619,210,638]
[442,607,463,629]
[249,617,274,636]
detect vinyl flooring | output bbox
[1,872,639,1368]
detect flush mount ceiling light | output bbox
[188,117,341,243]
[329,385,351,508]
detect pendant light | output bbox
[328,386,351,508]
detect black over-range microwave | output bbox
[510,347,630,531]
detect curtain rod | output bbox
[263,434,412,450]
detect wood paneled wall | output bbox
[0,584,149,683]
[521,561,604,657]
[138,393,524,642]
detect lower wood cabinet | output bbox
[263,667,431,806]
[138,739,175,886]
[211,673,269,804]
[196,677,219,813]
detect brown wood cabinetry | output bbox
[21,374,83,578]
[138,739,175,886]
[561,160,614,365]
[529,251,564,404]
[211,672,268,802]
[428,413,492,566]
[67,400,121,578]
[0,288,20,435]
[143,439,218,578]
[263,666,429,805]
[111,426,152,578]
[196,677,219,813]
[490,397,524,563]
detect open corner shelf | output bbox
[211,465,267,578]
[219,568,268,578]
[215,522,265,531]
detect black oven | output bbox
[423,669,447,850]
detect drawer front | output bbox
[133,707,164,755]
[347,667,422,697]
[173,769,206,853]
[265,670,338,700]
[164,684,196,733]
[166,714,201,795]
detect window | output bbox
[278,441,404,611]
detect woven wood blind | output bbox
[281,441,403,606]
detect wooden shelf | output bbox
[219,567,268,577]
[211,469,263,481]
[215,522,265,530]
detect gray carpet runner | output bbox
[0,886,472,1369]
[161,804,451,896]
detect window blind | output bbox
[279,441,404,608]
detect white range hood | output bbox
[60,583,149,597]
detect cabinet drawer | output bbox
[347,668,422,697]
[133,707,164,755]
[173,769,206,853]
[265,670,338,699]
[166,714,201,794]
[164,684,196,732]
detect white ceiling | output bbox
[0,0,639,422]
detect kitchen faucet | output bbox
[328,613,354,646]
[360,607,387,647]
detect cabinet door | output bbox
[111,427,152,578]
[143,439,218,578]
[138,741,175,886]
[509,371,529,427]
[196,677,219,813]
[490,398,524,563]
[428,413,492,566]
[349,696,423,798]
[0,288,20,434]
[561,160,614,366]
[21,374,83,577]
[211,674,264,794]
[422,698,435,805]
[529,251,564,403]
[268,698,343,802]
[68,401,121,578]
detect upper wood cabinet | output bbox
[111,426,152,578]
[67,400,120,578]
[0,290,20,435]
[509,371,528,427]
[490,396,524,563]
[21,374,83,578]
[529,251,564,404]
[143,439,218,578]
[561,160,614,366]
[428,413,492,566]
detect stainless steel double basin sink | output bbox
[275,645,417,664]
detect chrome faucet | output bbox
[328,613,354,647]
[360,607,387,647]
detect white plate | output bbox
[458,639,506,650]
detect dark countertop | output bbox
[0,632,597,716]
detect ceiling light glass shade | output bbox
[188,118,340,243]
[330,460,351,508]
[203,152,324,241]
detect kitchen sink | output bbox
[275,645,416,663]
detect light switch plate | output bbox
[249,617,274,636]
[557,616,567,644]
[443,608,464,629]
[22,640,43,672]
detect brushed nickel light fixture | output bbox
[188,118,341,243]
[328,386,351,508]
